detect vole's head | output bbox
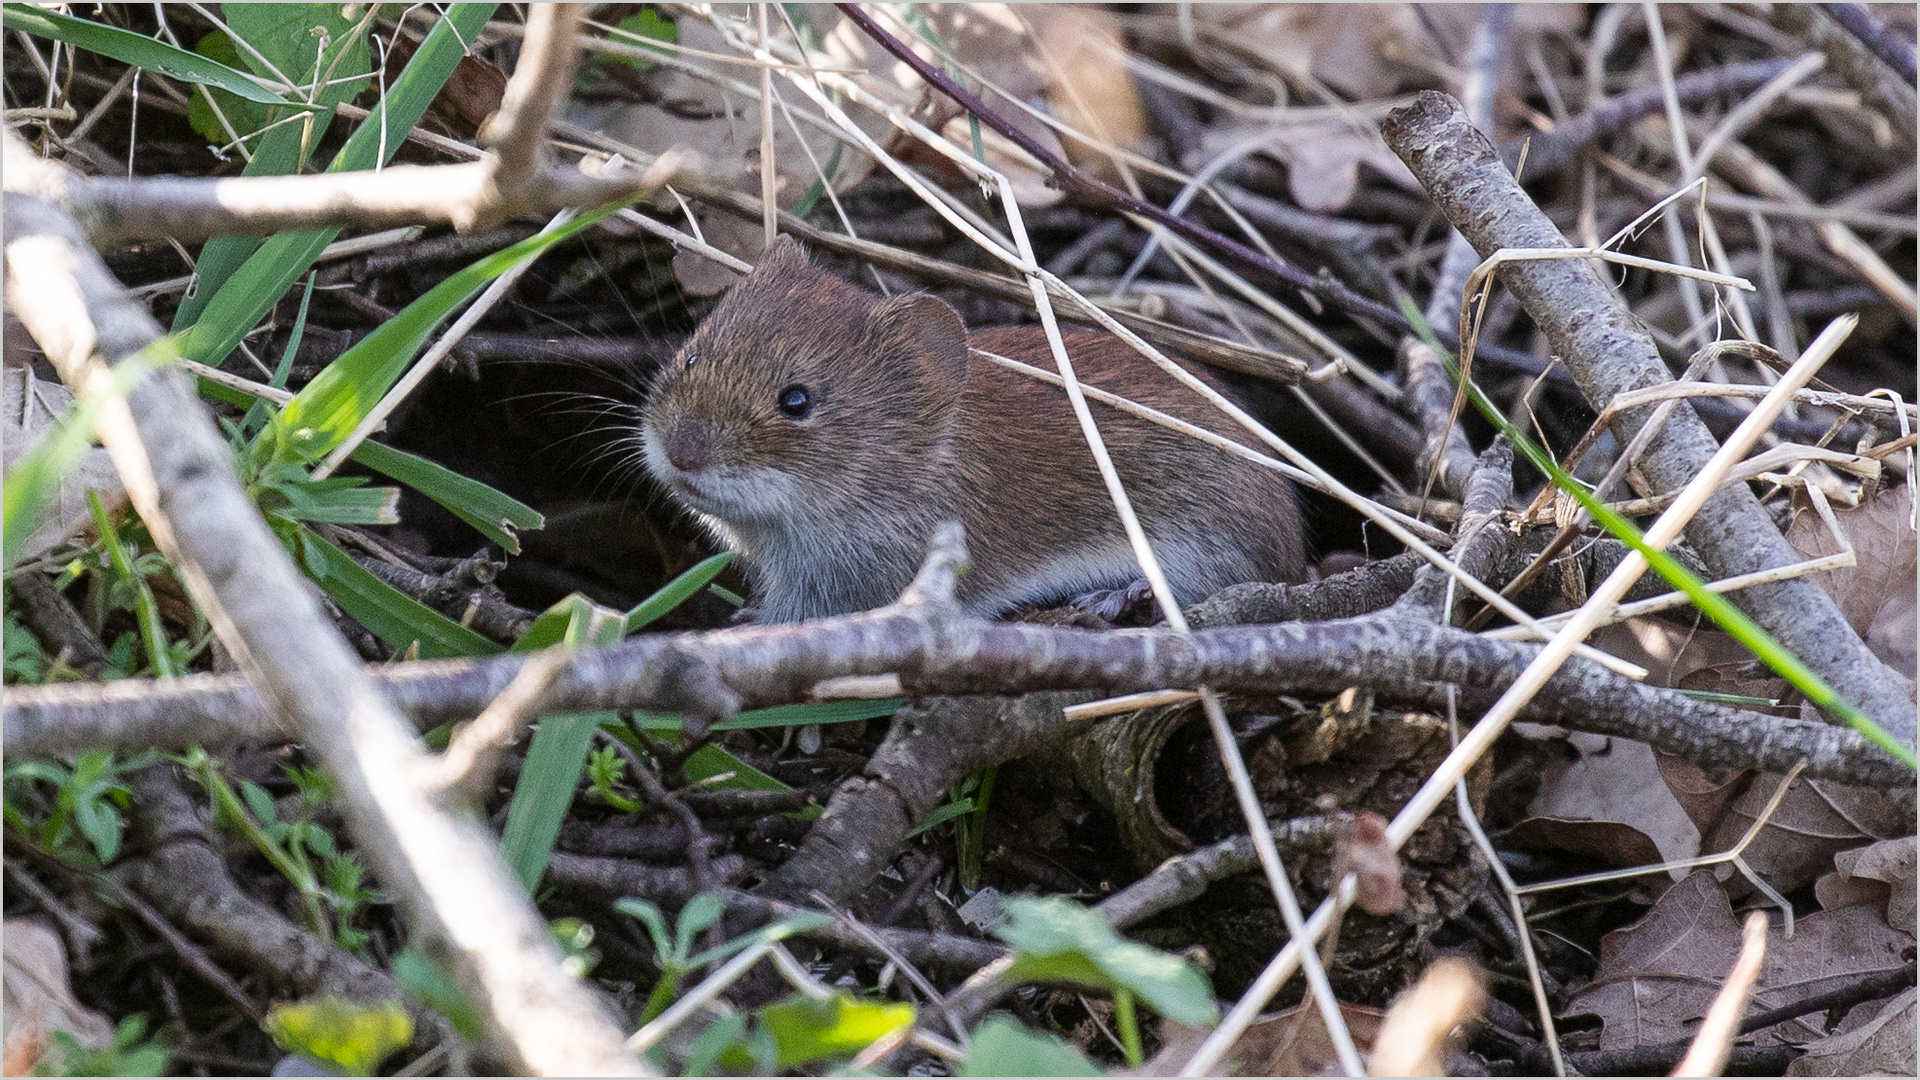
[640,236,970,531]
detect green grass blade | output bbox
[3,340,176,569]
[624,697,902,733]
[294,527,501,658]
[350,441,543,556]
[3,4,314,107]
[1399,299,1914,768]
[623,552,737,633]
[500,598,625,891]
[177,3,498,368]
[276,200,646,462]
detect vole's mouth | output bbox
[641,431,798,520]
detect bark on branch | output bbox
[4,8,692,242]
[1380,90,1917,745]
[9,547,1906,791]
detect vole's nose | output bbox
[664,425,711,473]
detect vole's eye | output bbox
[776,384,812,419]
[684,353,699,369]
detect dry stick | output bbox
[1383,90,1916,744]
[1179,317,1855,1077]
[756,3,777,250]
[1,195,644,1076]
[1672,912,1770,1078]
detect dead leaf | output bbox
[3,920,113,1077]
[3,356,123,564]
[1504,817,1665,870]
[1185,5,1584,105]
[1146,1002,1385,1077]
[1190,118,1420,214]
[1566,871,1912,1051]
[1696,773,1909,897]
[1785,987,1916,1077]
[1526,731,1701,871]
[1815,837,1917,935]
[1785,485,1917,678]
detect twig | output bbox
[7,578,1907,790]
[5,9,694,243]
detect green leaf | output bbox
[499,596,625,891]
[623,551,736,633]
[907,796,975,838]
[673,892,726,959]
[624,697,902,734]
[269,476,401,525]
[997,896,1219,1026]
[759,993,914,1070]
[224,4,375,102]
[185,31,269,143]
[392,945,484,1041]
[177,4,499,368]
[2,4,315,107]
[276,203,644,462]
[295,527,500,658]
[683,1013,748,1078]
[958,1016,1106,1078]
[352,440,543,555]
[263,995,412,1077]
[605,8,678,70]
[613,897,673,959]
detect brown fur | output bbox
[640,237,1305,622]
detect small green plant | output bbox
[994,896,1219,1068]
[36,1015,170,1077]
[617,895,831,1026]
[183,751,384,954]
[4,749,154,867]
[585,745,642,812]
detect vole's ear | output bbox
[864,294,969,408]
[753,234,810,277]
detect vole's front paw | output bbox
[1070,578,1155,624]
[727,606,759,626]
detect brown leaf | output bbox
[2,920,113,1077]
[1146,1002,1385,1077]
[1527,731,1702,870]
[1698,774,1909,896]
[1815,837,1917,935]
[1566,871,1912,1050]
[1504,817,1665,870]
[1785,485,1918,677]
[1785,987,1916,1077]
[1185,5,1584,105]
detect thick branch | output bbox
[1381,91,1916,744]
[8,594,1906,789]
[1,193,643,1073]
